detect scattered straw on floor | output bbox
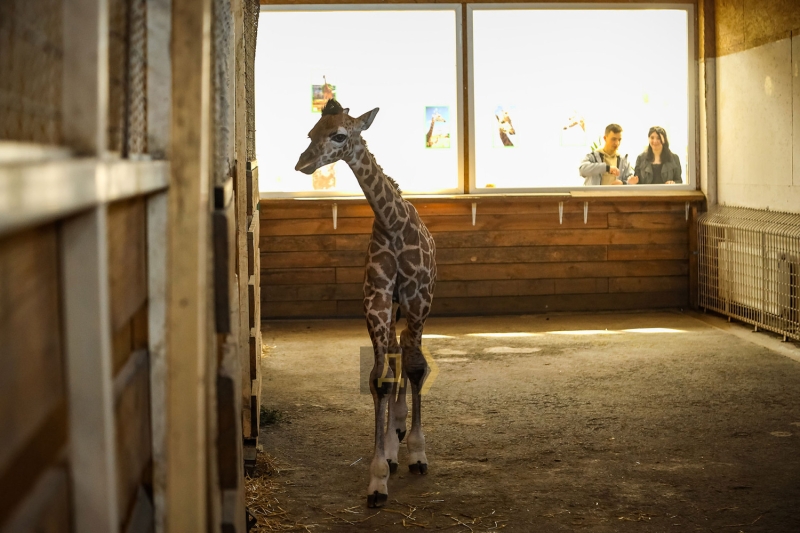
[245,452,316,532]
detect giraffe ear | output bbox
[357,108,380,131]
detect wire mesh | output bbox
[698,206,800,341]
[0,0,64,145]
[127,0,147,156]
[212,0,234,186]
[244,0,259,162]
[108,0,148,157]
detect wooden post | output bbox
[166,0,213,529]
[61,207,120,532]
[232,0,254,455]
[147,191,169,533]
[61,0,118,530]
[63,0,109,155]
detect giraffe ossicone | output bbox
[296,99,437,508]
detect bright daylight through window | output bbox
[256,7,462,196]
[470,7,691,191]
[256,5,693,196]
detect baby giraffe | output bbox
[295,100,437,508]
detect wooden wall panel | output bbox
[108,198,148,334]
[114,351,152,529]
[0,224,67,528]
[260,196,703,319]
[0,468,71,533]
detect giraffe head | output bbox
[431,110,446,123]
[496,111,515,135]
[295,99,379,175]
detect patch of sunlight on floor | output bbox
[547,330,620,335]
[422,334,455,339]
[622,328,686,333]
[466,332,543,338]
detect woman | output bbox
[633,126,682,184]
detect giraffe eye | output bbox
[331,133,347,143]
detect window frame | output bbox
[467,3,697,194]
[257,3,465,198]
[256,2,697,198]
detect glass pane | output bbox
[471,9,689,189]
[256,8,461,196]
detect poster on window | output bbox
[424,106,450,149]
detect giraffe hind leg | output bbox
[384,302,408,474]
[400,312,430,475]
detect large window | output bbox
[469,6,693,191]
[255,6,463,196]
[256,4,695,196]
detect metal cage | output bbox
[698,206,800,341]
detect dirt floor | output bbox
[258,310,800,532]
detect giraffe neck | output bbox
[345,143,408,232]
[427,118,435,141]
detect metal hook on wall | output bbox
[332,203,338,230]
[685,201,690,221]
[558,202,563,225]
[472,202,477,226]
[584,202,588,225]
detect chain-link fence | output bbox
[109,0,148,156]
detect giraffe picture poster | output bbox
[492,105,517,148]
[424,106,450,149]
[311,81,336,113]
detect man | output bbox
[579,124,639,186]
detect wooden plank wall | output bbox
[260,196,704,318]
[107,198,154,532]
[0,224,70,531]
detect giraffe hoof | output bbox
[387,460,398,474]
[408,461,428,475]
[367,491,388,508]
[397,429,406,442]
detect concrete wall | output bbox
[714,1,800,212]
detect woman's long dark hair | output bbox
[646,126,674,163]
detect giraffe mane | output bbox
[362,138,402,195]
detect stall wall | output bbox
[260,196,703,319]
[715,0,800,212]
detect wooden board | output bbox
[108,198,148,332]
[0,225,64,480]
[115,352,152,526]
[0,467,71,533]
[261,268,336,286]
[430,291,688,316]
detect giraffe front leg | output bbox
[367,355,392,507]
[401,328,429,475]
[384,310,407,473]
[384,372,408,474]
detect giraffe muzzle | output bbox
[295,152,318,175]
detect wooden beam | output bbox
[0,160,168,238]
[62,0,108,155]
[61,207,119,532]
[166,0,212,529]
[147,191,168,533]
[234,0,255,450]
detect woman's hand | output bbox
[628,176,640,184]
[666,180,675,184]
